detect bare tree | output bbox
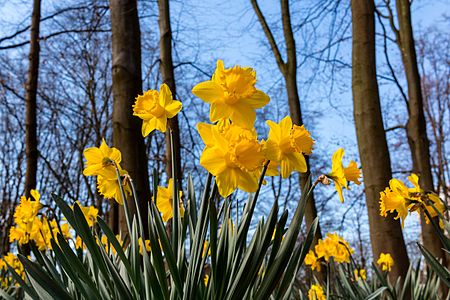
[351,0,409,282]
[377,0,445,261]
[417,27,450,205]
[250,0,322,246]
[24,0,41,199]
[158,0,182,185]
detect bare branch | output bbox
[250,0,286,73]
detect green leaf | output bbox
[418,243,450,287]
[18,254,73,300]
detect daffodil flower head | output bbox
[192,60,269,129]
[263,116,312,179]
[72,201,99,227]
[314,233,353,264]
[197,122,265,197]
[379,177,414,228]
[377,252,394,272]
[97,167,131,205]
[308,284,325,300]
[354,268,366,281]
[305,250,321,272]
[83,138,122,180]
[423,193,446,224]
[155,178,184,222]
[133,83,182,136]
[328,148,361,203]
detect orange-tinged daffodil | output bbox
[192,60,269,129]
[197,122,265,197]
[263,116,313,178]
[328,148,361,203]
[155,178,184,222]
[133,83,182,136]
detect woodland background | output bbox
[0,0,448,276]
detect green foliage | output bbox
[7,166,318,299]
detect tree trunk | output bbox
[351,0,409,282]
[158,0,182,186]
[395,0,445,261]
[24,0,41,199]
[109,0,150,235]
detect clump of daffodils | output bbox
[305,233,354,271]
[9,190,72,251]
[192,60,317,197]
[0,252,26,288]
[379,173,446,227]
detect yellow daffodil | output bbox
[100,235,124,255]
[75,236,85,250]
[133,83,182,136]
[263,116,313,178]
[97,168,132,205]
[138,237,151,254]
[204,274,209,286]
[1,253,25,281]
[379,173,447,228]
[155,178,184,222]
[354,268,366,281]
[9,191,42,246]
[83,138,122,180]
[314,233,353,264]
[192,60,269,129]
[13,191,42,225]
[50,220,72,241]
[73,201,99,227]
[197,122,265,197]
[328,148,361,203]
[377,252,394,272]
[424,193,446,225]
[379,179,409,227]
[305,250,321,271]
[308,284,325,300]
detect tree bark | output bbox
[250,0,323,247]
[24,0,41,199]
[395,0,445,261]
[158,0,182,186]
[351,0,409,282]
[109,0,150,235]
